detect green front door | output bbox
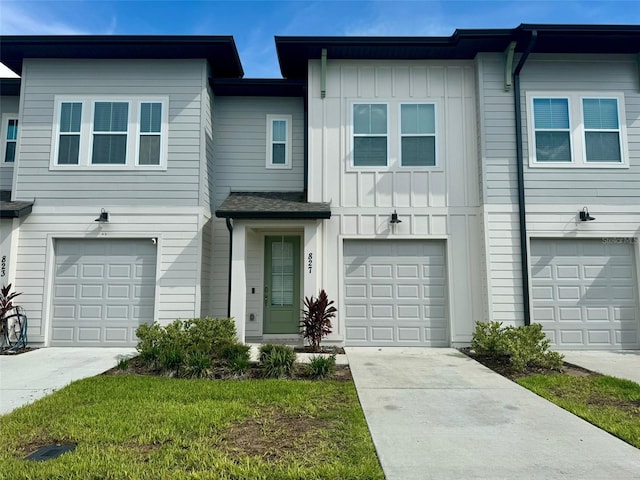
[264,235,301,334]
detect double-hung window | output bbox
[52,97,167,169]
[400,103,436,167]
[2,115,18,164]
[266,115,292,168]
[353,104,387,167]
[528,92,626,167]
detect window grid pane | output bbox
[7,119,18,140]
[533,98,569,129]
[60,103,82,133]
[583,99,618,129]
[535,132,571,162]
[585,132,621,162]
[140,103,162,133]
[58,136,80,165]
[402,137,436,166]
[94,102,128,132]
[272,144,286,164]
[92,135,127,164]
[272,120,286,142]
[4,142,16,163]
[138,135,161,165]
[353,104,387,166]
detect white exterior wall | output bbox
[477,53,640,326]
[13,206,203,345]
[0,95,20,192]
[308,60,487,344]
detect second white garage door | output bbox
[531,238,639,350]
[343,240,448,346]
[51,239,157,346]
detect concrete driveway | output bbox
[561,350,640,384]
[0,347,136,415]
[346,347,640,480]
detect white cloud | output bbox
[1,2,90,35]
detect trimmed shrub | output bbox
[259,344,296,378]
[307,354,336,379]
[471,321,564,373]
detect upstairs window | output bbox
[583,98,622,163]
[400,103,436,167]
[353,104,387,167]
[2,116,18,164]
[92,102,128,165]
[58,102,82,165]
[138,102,163,166]
[528,92,626,168]
[532,98,571,163]
[266,115,292,168]
[52,97,167,170]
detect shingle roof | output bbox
[215,192,331,219]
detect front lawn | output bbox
[517,374,640,449]
[0,375,383,480]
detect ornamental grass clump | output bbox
[307,354,337,379]
[259,344,296,378]
[300,289,337,352]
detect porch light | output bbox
[390,210,402,224]
[579,207,595,222]
[94,208,109,223]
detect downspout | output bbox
[513,30,537,326]
[225,217,233,318]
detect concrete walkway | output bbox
[562,350,640,384]
[346,347,640,480]
[0,347,136,415]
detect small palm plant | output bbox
[300,289,337,353]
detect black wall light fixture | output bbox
[95,208,109,222]
[579,207,595,222]
[390,210,402,224]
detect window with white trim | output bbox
[51,97,168,169]
[528,92,626,167]
[266,115,292,168]
[1,115,18,164]
[400,103,436,167]
[353,103,387,167]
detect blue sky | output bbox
[1,0,639,78]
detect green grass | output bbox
[517,374,640,448]
[0,375,383,480]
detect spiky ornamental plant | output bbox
[300,290,337,352]
[0,284,22,321]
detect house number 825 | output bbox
[307,253,313,273]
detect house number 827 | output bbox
[307,253,313,273]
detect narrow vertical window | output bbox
[532,98,571,162]
[92,102,128,164]
[401,104,436,166]
[138,102,162,165]
[57,102,82,165]
[266,115,292,168]
[3,118,18,163]
[353,104,387,167]
[583,98,622,163]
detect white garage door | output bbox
[343,240,448,346]
[531,238,639,350]
[51,239,157,346]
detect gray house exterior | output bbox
[1,25,639,350]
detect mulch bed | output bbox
[104,355,352,381]
[459,347,599,380]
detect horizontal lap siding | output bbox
[519,54,640,205]
[210,97,305,319]
[14,209,201,344]
[15,59,205,206]
[0,95,20,191]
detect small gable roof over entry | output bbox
[215,192,331,220]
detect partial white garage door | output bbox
[344,240,448,346]
[531,238,639,350]
[51,239,157,346]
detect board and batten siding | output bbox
[0,95,20,192]
[14,58,208,207]
[12,208,203,345]
[209,96,305,318]
[307,60,487,343]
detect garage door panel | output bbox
[531,239,639,350]
[344,240,448,347]
[51,239,157,347]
